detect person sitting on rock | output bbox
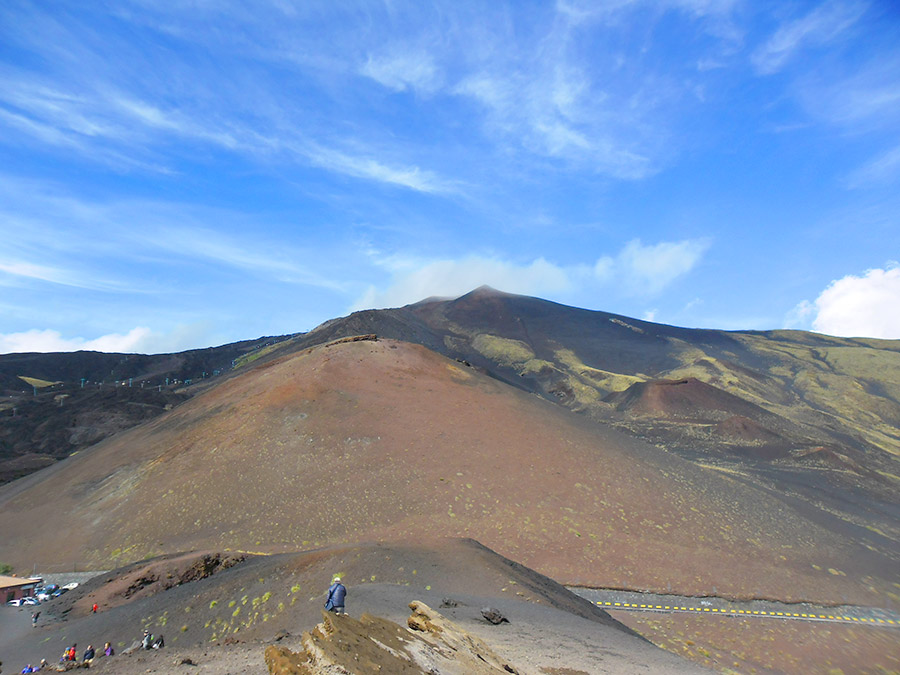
[324,576,347,615]
[82,645,94,663]
[141,631,153,650]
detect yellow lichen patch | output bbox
[562,375,603,406]
[728,332,900,458]
[18,376,58,388]
[817,346,900,400]
[552,348,644,393]
[233,337,301,369]
[661,359,746,395]
[445,364,471,380]
[471,334,535,366]
[519,358,556,375]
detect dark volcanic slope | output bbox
[0,336,293,393]
[0,335,295,483]
[0,338,895,607]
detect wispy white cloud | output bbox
[444,0,745,179]
[0,79,456,193]
[360,48,440,93]
[0,9,455,195]
[0,260,72,286]
[141,224,349,291]
[453,65,656,179]
[305,144,458,194]
[752,0,868,75]
[845,141,900,188]
[594,238,711,294]
[0,254,137,292]
[0,176,349,293]
[790,53,900,133]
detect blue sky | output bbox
[1,0,899,354]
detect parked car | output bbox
[6,598,24,607]
[22,596,40,605]
[51,588,68,598]
[61,582,79,591]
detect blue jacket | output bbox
[326,582,346,608]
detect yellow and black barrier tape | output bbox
[597,601,898,626]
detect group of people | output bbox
[19,577,343,672]
[19,641,111,672]
[59,641,114,663]
[141,629,165,650]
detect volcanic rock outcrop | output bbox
[265,602,519,674]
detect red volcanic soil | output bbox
[713,415,781,442]
[0,339,894,606]
[604,377,769,420]
[616,610,900,675]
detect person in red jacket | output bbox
[92,603,98,613]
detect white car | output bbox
[6,598,24,607]
[22,597,40,605]
[61,582,79,591]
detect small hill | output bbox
[603,377,770,419]
[0,540,708,674]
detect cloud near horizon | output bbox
[352,237,710,311]
[790,264,900,339]
[0,327,152,355]
[0,321,228,355]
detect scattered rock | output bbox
[325,334,377,348]
[481,607,510,625]
[440,597,458,608]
